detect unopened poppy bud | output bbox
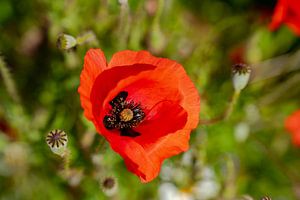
[46,129,68,156]
[57,34,77,50]
[100,176,118,197]
[232,63,251,91]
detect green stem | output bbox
[63,149,71,176]
[152,0,164,28]
[222,156,237,199]
[199,90,241,125]
[76,31,96,45]
[118,1,131,49]
[225,90,240,120]
[0,56,20,103]
[96,136,107,153]
[151,0,164,37]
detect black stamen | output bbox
[120,129,141,137]
[103,91,144,137]
[103,115,117,130]
[109,91,128,107]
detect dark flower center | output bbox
[103,91,145,137]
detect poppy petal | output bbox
[99,100,188,183]
[152,129,191,160]
[104,134,159,182]
[285,110,300,133]
[91,64,156,130]
[269,0,300,36]
[108,50,160,68]
[105,56,200,129]
[134,100,188,148]
[78,49,107,120]
[135,102,191,181]
[285,15,300,36]
[269,0,288,31]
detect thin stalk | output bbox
[118,0,131,49]
[63,149,71,176]
[96,136,107,153]
[225,90,240,120]
[0,56,20,103]
[76,31,96,45]
[152,0,164,29]
[199,90,241,125]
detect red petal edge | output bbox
[78,49,107,121]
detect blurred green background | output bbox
[1,0,300,199]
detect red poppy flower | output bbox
[285,110,300,147]
[78,49,200,182]
[269,0,300,36]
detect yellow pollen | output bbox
[120,109,134,122]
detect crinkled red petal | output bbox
[108,50,161,68]
[78,49,107,121]
[99,100,187,182]
[105,52,200,129]
[134,101,187,150]
[91,64,156,130]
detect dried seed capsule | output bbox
[100,176,118,197]
[46,129,68,156]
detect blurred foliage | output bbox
[0,0,300,199]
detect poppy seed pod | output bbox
[232,63,251,91]
[57,34,77,50]
[46,129,68,156]
[100,176,118,197]
[78,49,200,182]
